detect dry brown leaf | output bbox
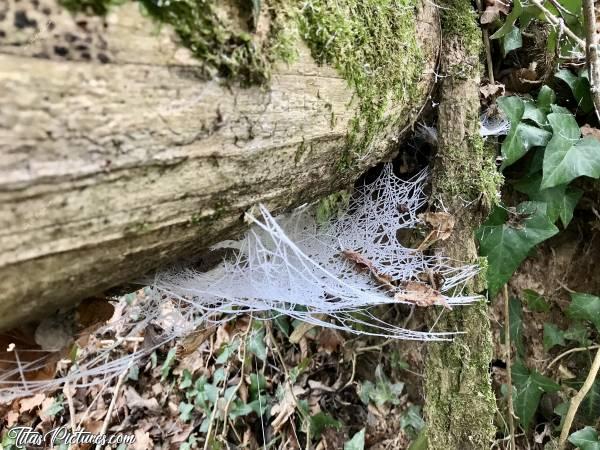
[481,0,511,24]
[341,250,375,272]
[76,297,115,329]
[419,212,455,241]
[581,124,600,140]
[271,384,305,432]
[124,386,161,413]
[6,410,19,427]
[318,329,344,354]
[289,315,325,344]
[177,325,216,358]
[133,430,153,450]
[18,393,46,413]
[395,281,451,309]
[480,83,506,99]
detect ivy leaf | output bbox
[477,202,559,296]
[502,26,523,55]
[248,328,267,361]
[310,412,342,439]
[522,289,550,312]
[161,347,177,380]
[567,292,600,331]
[512,360,560,429]
[344,429,365,450]
[514,174,583,227]
[541,108,600,188]
[491,0,523,39]
[569,427,600,450]
[564,322,591,346]
[578,380,600,423]
[537,85,556,113]
[555,69,593,114]
[509,297,526,356]
[497,97,552,169]
[543,323,565,350]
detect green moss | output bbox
[439,0,481,58]
[60,0,426,164]
[299,0,424,168]
[315,190,351,224]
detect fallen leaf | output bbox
[289,315,325,344]
[7,410,19,427]
[341,250,375,272]
[133,430,153,450]
[419,212,455,241]
[124,386,161,413]
[177,325,216,358]
[581,124,600,140]
[318,329,344,354]
[271,384,305,432]
[395,281,451,309]
[481,0,511,24]
[480,83,506,99]
[19,393,46,413]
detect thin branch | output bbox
[503,285,516,450]
[475,0,495,84]
[558,347,600,449]
[582,0,600,121]
[528,0,586,49]
[546,344,600,370]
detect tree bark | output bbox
[423,0,499,448]
[0,0,439,330]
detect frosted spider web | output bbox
[0,164,482,402]
[152,164,482,340]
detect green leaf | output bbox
[248,328,267,361]
[161,347,177,380]
[514,174,582,227]
[537,86,556,113]
[477,202,559,296]
[216,338,239,364]
[522,289,550,312]
[512,361,560,429]
[344,429,365,450]
[502,26,522,55]
[179,369,193,389]
[229,401,255,419]
[564,322,591,346]
[509,297,526,357]
[310,412,342,439]
[543,323,565,350]
[555,69,593,114]
[43,396,64,417]
[491,0,523,39]
[541,109,600,188]
[569,427,600,450]
[178,402,194,422]
[568,292,600,331]
[579,380,600,423]
[497,97,552,169]
[400,405,426,436]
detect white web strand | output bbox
[153,165,482,340]
[0,164,483,403]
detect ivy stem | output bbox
[557,346,600,449]
[528,0,586,49]
[582,0,600,121]
[503,284,516,450]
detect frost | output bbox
[0,165,483,402]
[153,165,481,340]
[480,112,510,137]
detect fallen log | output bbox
[0,0,439,330]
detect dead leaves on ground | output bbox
[481,0,511,24]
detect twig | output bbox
[96,344,138,450]
[558,347,600,449]
[546,345,600,370]
[503,285,516,450]
[528,0,586,49]
[475,0,495,83]
[220,318,252,440]
[582,0,600,121]
[64,381,77,437]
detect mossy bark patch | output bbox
[58,0,427,167]
[423,0,499,448]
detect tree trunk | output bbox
[423,0,499,447]
[0,0,439,330]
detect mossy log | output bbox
[423,0,499,448]
[0,0,439,330]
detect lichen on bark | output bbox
[423,0,499,448]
